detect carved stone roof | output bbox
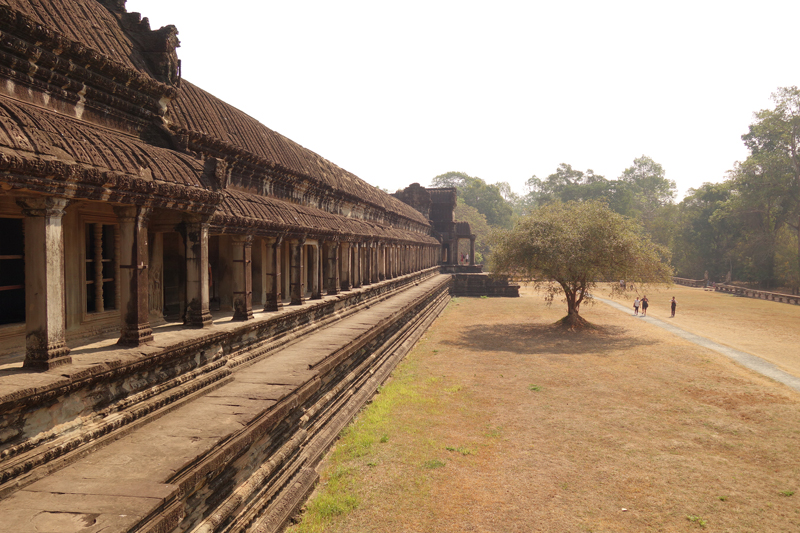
[428,188,457,205]
[0,0,149,74]
[0,95,208,188]
[168,81,430,226]
[216,190,438,244]
[0,93,220,210]
[455,221,473,237]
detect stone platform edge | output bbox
[0,268,443,494]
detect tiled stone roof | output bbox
[0,0,149,73]
[0,95,207,188]
[168,81,430,227]
[215,190,438,244]
[428,188,457,204]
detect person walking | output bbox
[633,297,640,316]
[670,296,677,317]
[641,295,649,316]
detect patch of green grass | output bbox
[307,491,358,520]
[445,445,474,456]
[528,384,542,391]
[485,426,503,438]
[686,515,708,528]
[444,384,462,393]
[287,358,424,532]
[779,490,795,497]
[718,495,727,501]
[423,458,446,469]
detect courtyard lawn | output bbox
[288,286,800,533]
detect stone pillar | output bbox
[326,240,340,295]
[184,216,213,328]
[470,237,476,266]
[375,244,381,281]
[361,242,370,286]
[231,235,254,320]
[114,205,154,346]
[339,242,351,291]
[257,238,268,309]
[290,236,306,305]
[352,242,362,288]
[17,197,71,369]
[311,242,322,300]
[265,235,284,311]
[378,243,386,281]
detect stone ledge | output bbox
[0,274,452,533]
[0,268,441,492]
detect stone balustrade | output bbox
[714,284,800,305]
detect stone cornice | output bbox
[0,6,175,119]
[0,153,221,213]
[173,126,433,235]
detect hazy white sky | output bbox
[127,0,799,199]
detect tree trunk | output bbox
[558,291,588,329]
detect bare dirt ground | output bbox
[296,286,800,533]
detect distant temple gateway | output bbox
[0,1,515,531]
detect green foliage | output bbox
[422,458,446,469]
[528,384,542,391]
[670,87,800,290]
[619,155,677,222]
[671,182,740,280]
[431,171,513,228]
[445,445,474,455]
[491,201,672,326]
[686,515,708,528]
[454,200,491,263]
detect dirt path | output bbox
[595,294,800,392]
[599,284,800,378]
[290,287,800,533]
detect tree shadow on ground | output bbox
[442,322,657,356]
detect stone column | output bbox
[375,244,381,282]
[114,205,154,346]
[470,237,476,266]
[326,240,340,295]
[339,242,351,291]
[366,243,373,283]
[311,242,322,300]
[352,242,362,288]
[290,236,306,305]
[257,238,268,309]
[231,235,254,321]
[17,197,71,369]
[378,243,386,281]
[184,216,213,328]
[265,235,284,311]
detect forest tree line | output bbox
[428,87,800,293]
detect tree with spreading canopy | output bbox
[491,201,673,329]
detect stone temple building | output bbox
[0,1,516,531]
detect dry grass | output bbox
[600,283,800,377]
[289,286,800,533]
